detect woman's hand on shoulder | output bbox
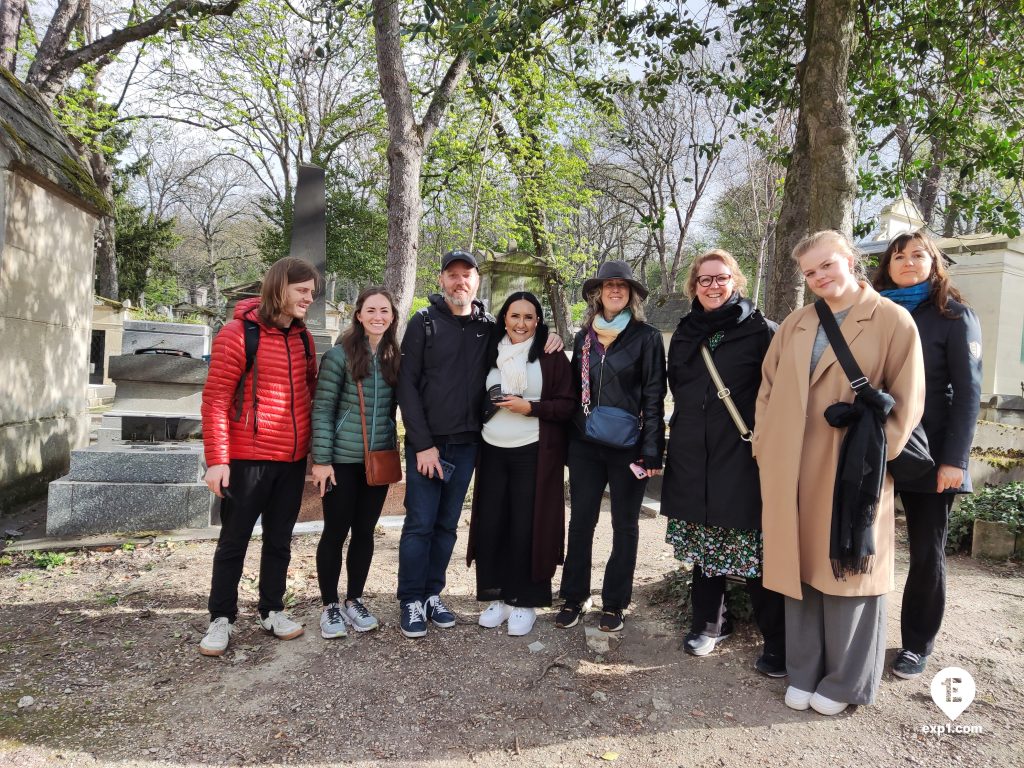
[543,334,565,354]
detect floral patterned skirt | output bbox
[665,519,763,578]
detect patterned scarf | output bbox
[880,281,931,313]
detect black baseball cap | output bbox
[440,250,479,271]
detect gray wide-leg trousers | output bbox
[784,582,887,705]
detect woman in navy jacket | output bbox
[872,230,982,681]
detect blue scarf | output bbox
[880,281,931,313]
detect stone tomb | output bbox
[47,352,212,536]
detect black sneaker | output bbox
[891,649,928,680]
[554,597,592,628]
[754,651,788,678]
[599,610,624,633]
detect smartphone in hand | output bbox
[629,462,648,480]
[439,459,456,483]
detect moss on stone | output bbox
[58,152,111,215]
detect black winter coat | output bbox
[397,294,494,453]
[895,298,982,494]
[661,303,776,529]
[570,318,667,468]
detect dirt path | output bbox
[1,506,1021,767]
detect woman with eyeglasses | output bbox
[661,250,786,676]
[871,230,981,682]
[755,231,924,715]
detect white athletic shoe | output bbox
[784,686,813,711]
[344,598,380,632]
[809,692,849,716]
[259,610,304,640]
[478,600,514,628]
[199,617,234,656]
[507,607,537,637]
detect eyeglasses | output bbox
[696,274,732,288]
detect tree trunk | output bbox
[89,147,118,299]
[373,0,468,332]
[766,0,859,323]
[0,0,25,71]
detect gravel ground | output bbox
[1,502,1022,768]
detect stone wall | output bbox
[0,170,96,510]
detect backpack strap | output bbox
[299,327,312,359]
[232,319,261,426]
[418,307,434,349]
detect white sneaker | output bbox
[344,598,379,632]
[478,600,514,628]
[259,610,304,640]
[320,603,348,639]
[507,607,536,637]
[784,686,813,711]
[809,692,848,715]
[199,617,234,656]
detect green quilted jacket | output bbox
[310,343,397,464]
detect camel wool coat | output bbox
[752,284,925,601]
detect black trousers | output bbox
[316,462,388,605]
[560,435,647,612]
[473,441,551,607]
[899,491,954,656]
[208,458,306,622]
[690,563,786,657]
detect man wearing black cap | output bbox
[395,250,493,637]
[395,250,561,638]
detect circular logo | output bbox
[930,666,976,721]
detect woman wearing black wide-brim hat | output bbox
[554,260,666,633]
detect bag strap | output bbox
[699,344,752,442]
[581,333,593,414]
[357,380,370,458]
[814,300,870,392]
[232,319,261,426]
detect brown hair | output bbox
[871,231,966,318]
[791,230,864,279]
[341,286,401,387]
[684,248,748,299]
[258,257,321,327]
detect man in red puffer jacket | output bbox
[198,257,319,657]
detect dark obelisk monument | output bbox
[290,163,333,354]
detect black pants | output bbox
[316,462,388,605]
[690,563,786,657]
[899,491,954,656]
[473,441,551,607]
[560,435,647,612]
[208,458,306,622]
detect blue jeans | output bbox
[396,440,478,601]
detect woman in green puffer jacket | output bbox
[311,287,400,638]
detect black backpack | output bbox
[231,319,313,428]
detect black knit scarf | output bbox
[822,386,894,579]
[673,293,753,362]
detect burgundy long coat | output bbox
[467,351,576,582]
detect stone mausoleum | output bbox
[0,69,105,511]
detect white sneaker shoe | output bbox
[199,617,234,656]
[784,686,813,711]
[259,610,304,640]
[507,607,536,637]
[809,692,848,715]
[478,600,514,628]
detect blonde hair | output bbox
[791,230,862,278]
[258,256,322,327]
[684,249,748,299]
[582,284,647,328]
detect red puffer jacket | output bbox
[202,297,318,465]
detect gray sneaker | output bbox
[320,603,348,639]
[199,617,234,656]
[344,598,379,632]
